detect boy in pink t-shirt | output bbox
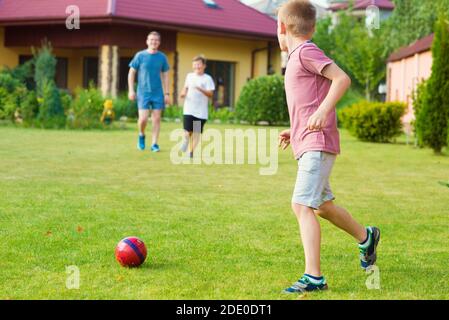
[277,0,380,293]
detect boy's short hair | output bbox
[278,0,316,37]
[193,55,207,65]
[148,31,161,39]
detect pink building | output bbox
[387,34,434,133]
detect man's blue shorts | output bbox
[137,93,165,110]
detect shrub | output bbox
[69,85,104,129]
[236,75,288,125]
[162,105,183,120]
[2,59,35,90]
[113,93,137,119]
[209,106,235,123]
[0,87,17,121]
[339,101,406,142]
[0,73,26,121]
[37,80,65,128]
[20,90,39,125]
[59,89,73,114]
[0,72,21,92]
[162,104,236,124]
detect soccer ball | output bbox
[115,236,147,267]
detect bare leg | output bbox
[292,203,322,277]
[314,200,367,243]
[151,110,162,145]
[191,132,201,153]
[138,109,149,136]
[181,131,192,153]
[184,131,191,140]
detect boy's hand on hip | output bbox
[307,110,327,131]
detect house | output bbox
[0,0,282,107]
[386,34,434,133]
[241,0,330,73]
[241,0,330,19]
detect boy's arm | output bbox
[307,63,351,131]
[181,74,190,99]
[180,86,188,99]
[196,87,214,98]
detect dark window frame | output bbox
[83,57,99,88]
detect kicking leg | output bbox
[315,200,380,270]
[314,200,367,243]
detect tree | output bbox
[33,41,57,97]
[415,14,449,153]
[32,41,65,127]
[322,13,387,101]
[312,17,336,58]
[385,0,449,53]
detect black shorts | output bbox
[183,115,207,133]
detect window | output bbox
[84,57,133,92]
[55,58,68,89]
[119,57,133,93]
[83,57,98,88]
[205,60,235,109]
[204,0,220,9]
[19,55,68,89]
[19,55,32,65]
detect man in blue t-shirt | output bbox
[128,31,170,152]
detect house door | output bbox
[205,60,235,109]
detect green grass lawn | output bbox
[0,122,448,300]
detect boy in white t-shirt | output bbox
[180,55,215,158]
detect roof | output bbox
[0,0,277,39]
[244,0,329,19]
[330,0,394,11]
[388,34,434,62]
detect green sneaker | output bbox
[283,274,328,294]
[359,226,381,270]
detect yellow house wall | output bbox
[254,49,268,78]
[0,27,19,69]
[0,28,97,93]
[271,46,282,74]
[176,33,275,107]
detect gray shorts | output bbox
[292,151,336,210]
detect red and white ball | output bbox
[115,236,147,267]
